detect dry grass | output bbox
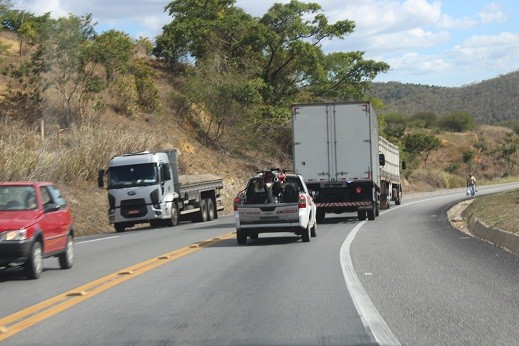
[463,189,519,234]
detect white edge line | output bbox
[77,236,119,244]
[340,221,400,346]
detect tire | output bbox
[170,201,179,226]
[196,199,208,223]
[206,198,215,221]
[375,204,380,217]
[114,223,126,232]
[316,209,325,223]
[301,225,310,243]
[358,210,367,221]
[24,241,43,279]
[310,221,317,237]
[237,229,247,244]
[367,208,375,220]
[58,235,75,269]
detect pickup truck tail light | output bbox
[298,194,307,209]
[233,196,241,211]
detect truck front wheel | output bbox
[170,201,179,226]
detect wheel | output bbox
[58,235,74,269]
[367,208,375,220]
[195,199,208,222]
[310,221,317,237]
[170,201,179,226]
[358,210,367,221]
[301,225,310,242]
[237,229,247,244]
[375,204,380,217]
[206,198,215,221]
[24,241,43,279]
[316,209,325,223]
[114,223,126,232]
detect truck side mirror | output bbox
[163,164,172,181]
[402,161,407,170]
[379,153,386,167]
[98,169,105,188]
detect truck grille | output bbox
[120,199,148,218]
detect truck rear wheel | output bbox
[237,229,247,244]
[195,199,208,222]
[367,208,375,220]
[206,198,215,221]
[316,209,325,223]
[358,211,367,221]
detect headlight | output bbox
[1,229,28,241]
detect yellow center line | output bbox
[0,232,236,341]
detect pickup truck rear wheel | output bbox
[24,241,43,279]
[310,222,317,237]
[58,235,75,269]
[301,225,310,242]
[237,229,247,244]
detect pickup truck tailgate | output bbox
[238,203,299,225]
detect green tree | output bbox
[410,111,437,128]
[381,112,407,139]
[402,132,443,168]
[438,111,476,132]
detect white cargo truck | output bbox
[291,101,403,222]
[97,150,224,232]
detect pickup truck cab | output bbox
[233,171,317,244]
[0,182,75,279]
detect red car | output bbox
[0,182,75,279]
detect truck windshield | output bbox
[108,163,158,188]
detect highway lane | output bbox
[352,184,519,345]
[1,184,518,345]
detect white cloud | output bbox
[477,3,507,24]
[437,14,477,30]
[452,32,519,68]
[328,0,442,37]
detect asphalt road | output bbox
[1,184,518,345]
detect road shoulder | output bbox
[448,199,519,255]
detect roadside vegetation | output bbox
[1,0,518,236]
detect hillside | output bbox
[370,70,519,123]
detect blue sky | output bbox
[13,0,519,87]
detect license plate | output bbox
[260,216,278,220]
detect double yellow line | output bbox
[0,232,236,341]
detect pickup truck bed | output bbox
[234,173,317,244]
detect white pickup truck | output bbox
[233,170,317,244]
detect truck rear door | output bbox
[333,103,375,181]
[292,104,332,182]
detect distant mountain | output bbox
[369,70,519,124]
